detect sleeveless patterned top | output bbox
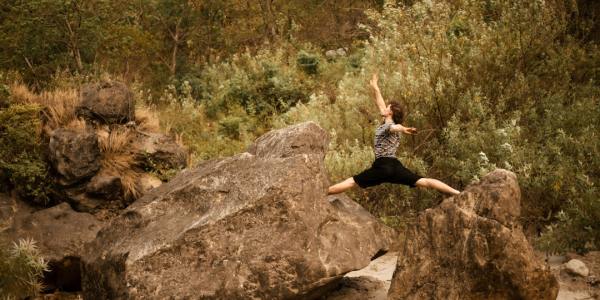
[374,122,400,159]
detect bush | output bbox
[297,50,320,75]
[0,239,48,299]
[0,83,9,108]
[149,46,326,163]
[0,103,53,205]
[277,0,600,252]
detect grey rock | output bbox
[556,289,592,300]
[547,255,568,266]
[0,193,17,232]
[2,202,103,262]
[565,259,589,277]
[81,122,394,299]
[326,50,338,59]
[134,132,188,174]
[49,128,101,185]
[388,169,559,300]
[137,173,162,195]
[86,173,123,200]
[77,81,135,124]
[1,201,103,291]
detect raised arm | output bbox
[369,73,389,117]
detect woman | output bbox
[328,73,460,195]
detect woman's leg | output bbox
[415,178,460,195]
[328,177,357,195]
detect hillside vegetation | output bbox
[1,0,598,253]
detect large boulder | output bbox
[81,122,394,299]
[388,169,559,300]
[0,201,103,291]
[49,128,101,185]
[76,81,135,124]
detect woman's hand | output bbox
[369,73,379,89]
[403,127,418,135]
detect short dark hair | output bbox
[389,101,405,124]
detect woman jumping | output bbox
[328,73,460,196]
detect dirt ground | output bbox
[323,251,600,300]
[548,251,600,300]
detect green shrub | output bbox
[218,115,245,140]
[197,48,314,119]
[538,185,600,253]
[296,50,320,75]
[149,46,326,164]
[0,104,53,205]
[277,0,600,252]
[0,239,48,299]
[0,84,9,108]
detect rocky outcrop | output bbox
[49,128,101,185]
[76,81,135,124]
[81,122,394,299]
[38,81,188,214]
[2,201,102,262]
[388,169,559,300]
[0,200,104,292]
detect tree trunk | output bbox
[259,0,277,42]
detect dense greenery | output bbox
[1,0,598,252]
[0,0,380,87]
[0,103,53,205]
[282,0,600,251]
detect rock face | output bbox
[388,169,559,300]
[77,81,135,124]
[3,202,102,262]
[82,122,394,299]
[0,201,103,291]
[49,128,101,185]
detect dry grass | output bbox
[135,106,161,132]
[96,127,142,200]
[99,155,142,201]
[64,118,87,132]
[97,127,133,154]
[9,83,80,132]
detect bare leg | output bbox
[328,177,357,195]
[415,178,460,195]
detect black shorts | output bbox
[353,157,423,188]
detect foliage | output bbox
[0,104,52,205]
[0,0,598,253]
[277,0,600,251]
[297,50,320,75]
[146,47,326,162]
[0,0,379,88]
[0,239,48,299]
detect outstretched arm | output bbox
[390,124,418,135]
[369,73,390,118]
